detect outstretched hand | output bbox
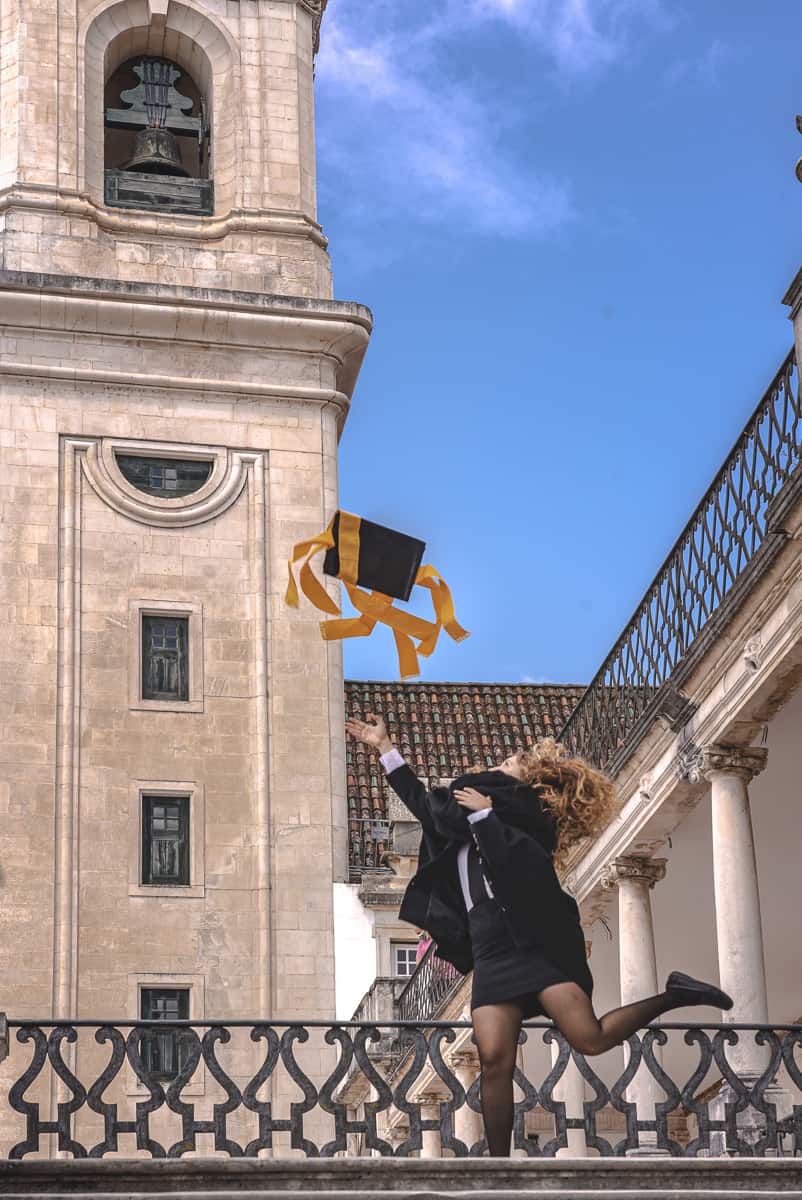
[454,786,492,814]
[345,712,393,755]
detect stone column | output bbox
[413,1091,443,1158]
[602,855,667,1156]
[550,1036,589,1157]
[702,744,769,1076]
[450,1050,483,1151]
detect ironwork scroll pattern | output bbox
[4,1022,801,1158]
[559,350,801,772]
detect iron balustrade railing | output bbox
[396,943,463,1024]
[0,1018,800,1158]
[559,349,802,773]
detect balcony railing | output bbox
[560,349,802,773]
[1,1017,800,1158]
[396,944,463,1024]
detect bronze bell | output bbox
[122,126,189,176]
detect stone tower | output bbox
[0,0,370,1044]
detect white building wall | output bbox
[333,882,377,1020]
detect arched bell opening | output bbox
[104,55,214,216]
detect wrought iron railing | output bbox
[560,349,802,772]
[396,944,463,1024]
[1,1018,800,1158]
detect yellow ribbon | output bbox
[285,512,470,679]
[284,516,339,615]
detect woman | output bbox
[345,712,732,1157]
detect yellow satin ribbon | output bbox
[285,512,470,679]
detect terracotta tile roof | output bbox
[344,680,586,879]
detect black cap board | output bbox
[323,512,426,602]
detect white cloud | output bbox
[315,0,665,259]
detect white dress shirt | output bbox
[379,748,494,911]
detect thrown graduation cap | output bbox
[285,510,469,679]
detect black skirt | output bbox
[469,898,592,1019]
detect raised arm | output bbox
[345,712,433,830]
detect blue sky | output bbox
[313,0,801,686]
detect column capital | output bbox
[600,855,667,891]
[701,744,768,783]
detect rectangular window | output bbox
[393,944,418,978]
[142,795,190,886]
[141,615,189,702]
[140,987,190,1081]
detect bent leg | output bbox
[471,1002,524,1156]
[537,982,673,1056]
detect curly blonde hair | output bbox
[518,738,618,868]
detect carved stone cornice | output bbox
[675,740,705,784]
[300,0,328,54]
[600,856,667,891]
[0,184,330,247]
[700,744,768,783]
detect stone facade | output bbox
[0,0,331,295]
[0,0,368,1150]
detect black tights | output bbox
[471,984,681,1157]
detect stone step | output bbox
[1,1159,801,1196]
[2,1191,801,1200]
[5,1193,800,1200]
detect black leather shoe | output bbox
[665,970,733,1011]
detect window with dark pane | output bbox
[140,988,190,1081]
[142,795,189,886]
[142,615,189,701]
[116,455,212,498]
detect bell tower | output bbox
[0,0,370,1048]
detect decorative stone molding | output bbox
[675,740,705,784]
[0,272,372,413]
[743,635,763,673]
[700,744,768,783]
[83,438,248,529]
[0,184,328,245]
[654,683,698,731]
[300,0,328,53]
[600,856,667,891]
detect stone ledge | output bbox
[0,271,373,329]
[0,1157,800,1194]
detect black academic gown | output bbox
[389,763,593,994]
